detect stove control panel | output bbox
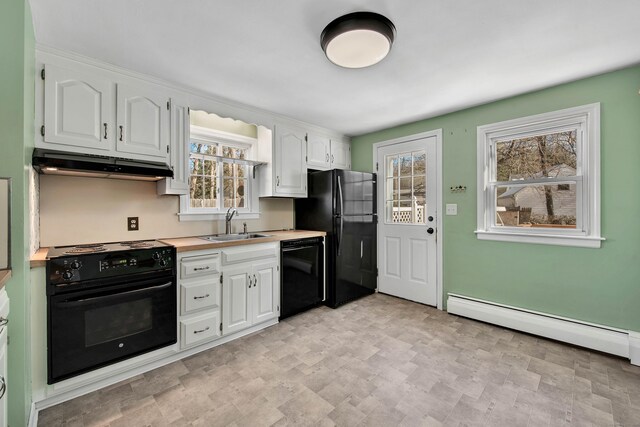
[47,247,176,288]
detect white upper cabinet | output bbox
[259,124,307,197]
[330,138,351,170]
[43,64,114,151]
[157,101,190,195]
[307,133,330,169]
[275,125,307,196]
[116,83,169,159]
[306,132,351,171]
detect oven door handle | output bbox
[53,281,173,308]
[282,245,318,252]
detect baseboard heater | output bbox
[447,293,639,365]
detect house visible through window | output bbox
[476,103,602,248]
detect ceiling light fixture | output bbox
[321,12,396,69]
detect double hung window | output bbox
[476,103,602,248]
[180,126,257,218]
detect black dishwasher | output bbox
[280,237,324,319]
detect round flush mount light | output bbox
[321,12,396,69]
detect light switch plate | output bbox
[446,204,458,215]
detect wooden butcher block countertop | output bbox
[159,230,325,253]
[30,230,326,266]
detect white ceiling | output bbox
[29,0,640,136]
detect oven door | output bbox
[48,275,177,383]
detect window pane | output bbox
[203,159,216,177]
[413,151,426,175]
[496,131,577,181]
[223,178,234,207]
[190,156,203,175]
[386,155,397,178]
[399,177,412,200]
[496,183,576,228]
[191,142,216,155]
[236,179,247,208]
[413,175,426,203]
[399,154,412,176]
[203,177,216,208]
[189,176,203,208]
[237,164,246,178]
[223,162,233,177]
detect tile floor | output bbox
[38,293,640,426]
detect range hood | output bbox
[32,149,173,181]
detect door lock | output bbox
[428,216,434,222]
[427,228,435,234]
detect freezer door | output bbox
[295,170,334,232]
[335,170,376,216]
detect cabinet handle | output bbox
[0,376,5,400]
[331,154,334,163]
[103,123,108,139]
[0,317,7,327]
[193,326,210,334]
[119,125,124,141]
[253,274,257,287]
[276,176,280,186]
[193,294,210,300]
[326,153,329,162]
[193,266,210,271]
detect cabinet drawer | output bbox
[181,280,220,315]
[181,253,220,279]
[180,312,220,348]
[221,243,278,265]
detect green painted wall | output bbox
[0,0,35,425]
[352,66,640,332]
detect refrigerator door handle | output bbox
[337,175,344,256]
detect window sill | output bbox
[475,230,604,248]
[178,212,260,222]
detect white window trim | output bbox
[179,125,260,221]
[476,103,603,248]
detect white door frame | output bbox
[373,129,444,310]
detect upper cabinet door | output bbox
[116,83,169,159]
[307,133,330,170]
[274,125,307,197]
[157,101,190,195]
[43,64,114,151]
[331,139,351,170]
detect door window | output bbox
[384,150,426,224]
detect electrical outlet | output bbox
[128,217,139,231]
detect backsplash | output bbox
[39,175,294,247]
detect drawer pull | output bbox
[193,326,210,334]
[193,266,210,271]
[0,317,7,327]
[193,294,210,300]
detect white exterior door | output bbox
[252,260,279,324]
[222,267,251,334]
[116,83,169,159]
[43,64,114,151]
[377,136,438,306]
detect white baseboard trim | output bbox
[447,293,638,365]
[32,318,279,414]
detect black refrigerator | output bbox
[295,170,377,308]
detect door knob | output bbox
[427,228,434,234]
[428,216,434,222]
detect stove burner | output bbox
[65,247,108,254]
[120,241,154,248]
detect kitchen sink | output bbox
[199,233,272,242]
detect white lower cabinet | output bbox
[0,289,9,427]
[178,251,222,349]
[221,243,280,335]
[178,242,280,349]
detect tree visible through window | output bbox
[189,141,249,210]
[476,103,602,248]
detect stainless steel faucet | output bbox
[225,207,237,234]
